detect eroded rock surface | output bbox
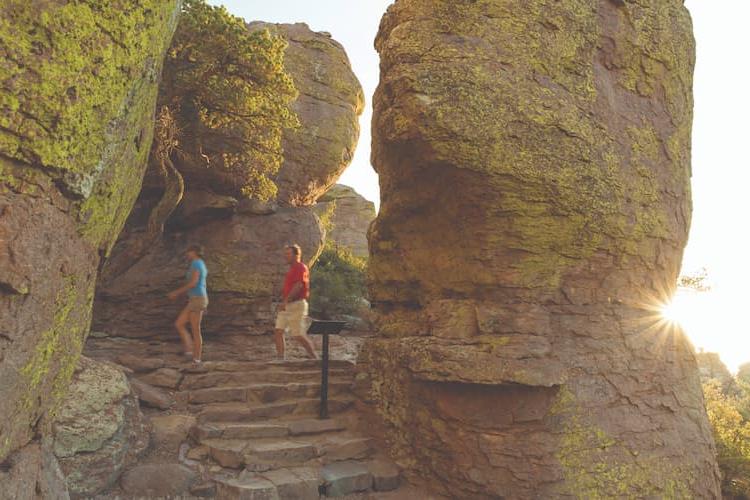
[51,357,148,497]
[315,184,376,257]
[0,0,180,467]
[250,22,365,207]
[362,1,720,497]
[94,207,324,338]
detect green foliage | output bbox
[679,267,712,292]
[704,379,750,497]
[310,242,367,318]
[162,0,299,200]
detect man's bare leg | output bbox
[274,328,286,359]
[174,307,193,354]
[189,311,204,361]
[294,335,318,360]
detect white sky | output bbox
[211,1,749,369]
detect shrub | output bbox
[310,242,368,319]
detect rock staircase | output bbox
[170,358,402,498]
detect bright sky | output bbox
[211,1,749,371]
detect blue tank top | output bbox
[187,258,208,297]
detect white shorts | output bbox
[275,300,309,337]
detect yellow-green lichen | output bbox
[1,0,180,250]
[18,276,89,413]
[374,0,694,289]
[551,387,692,498]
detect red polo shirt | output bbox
[283,261,310,301]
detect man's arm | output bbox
[284,282,304,304]
[168,270,199,300]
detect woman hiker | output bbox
[168,244,208,364]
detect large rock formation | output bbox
[251,22,365,207]
[362,1,720,497]
[51,357,148,497]
[0,0,179,471]
[315,184,376,257]
[94,23,363,339]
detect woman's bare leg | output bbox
[174,307,193,353]
[293,335,317,359]
[189,310,204,361]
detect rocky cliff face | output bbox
[251,23,365,207]
[0,0,180,476]
[362,1,720,497]
[315,184,376,257]
[93,23,363,339]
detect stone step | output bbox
[321,460,373,497]
[204,438,319,469]
[197,398,355,423]
[288,417,347,436]
[185,381,352,405]
[246,440,319,465]
[368,459,401,492]
[318,436,375,463]
[199,359,355,373]
[193,422,290,441]
[181,368,354,390]
[194,417,348,441]
[216,466,320,500]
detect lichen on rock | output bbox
[249,22,365,207]
[363,0,720,497]
[51,357,148,497]
[0,0,180,467]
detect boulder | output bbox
[119,463,197,498]
[139,367,183,389]
[51,357,148,497]
[249,22,365,207]
[95,206,324,338]
[0,0,180,464]
[363,0,720,497]
[130,378,174,410]
[315,184,376,257]
[150,414,196,452]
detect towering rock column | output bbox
[364,0,720,497]
[0,0,180,471]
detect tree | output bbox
[161,0,298,199]
[310,202,369,318]
[678,267,711,292]
[704,379,750,498]
[105,0,298,277]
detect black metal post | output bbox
[320,331,330,419]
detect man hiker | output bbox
[274,244,317,360]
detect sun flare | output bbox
[660,296,689,325]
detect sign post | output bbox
[307,320,347,419]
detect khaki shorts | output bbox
[187,295,208,312]
[275,300,309,337]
